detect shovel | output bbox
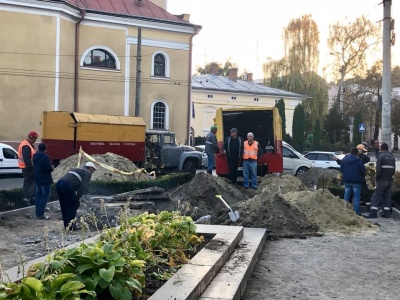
[215,195,240,222]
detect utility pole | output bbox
[135,27,142,117]
[381,0,392,147]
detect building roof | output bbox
[63,0,190,24]
[192,74,306,99]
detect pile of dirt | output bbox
[282,189,378,235]
[52,153,149,182]
[234,191,319,238]
[170,172,254,220]
[297,168,342,190]
[258,174,306,194]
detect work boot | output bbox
[365,210,378,219]
[381,211,391,218]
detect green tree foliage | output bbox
[292,104,305,152]
[352,111,363,144]
[313,119,321,150]
[263,15,328,132]
[196,60,236,76]
[324,103,345,145]
[275,98,286,140]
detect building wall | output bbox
[191,90,302,138]
[0,2,193,145]
[0,9,57,140]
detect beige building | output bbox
[0,0,200,145]
[191,69,306,140]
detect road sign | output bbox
[359,124,365,132]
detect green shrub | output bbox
[0,173,191,211]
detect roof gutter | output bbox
[74,9,85,112]
[186,25,201,145]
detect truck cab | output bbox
[145,130,203,177]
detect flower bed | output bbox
[0,211,205,300]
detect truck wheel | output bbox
[183,161,196,178]
[295,167,309,176]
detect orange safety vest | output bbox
[18,140,36,169]
[243,141,258,160]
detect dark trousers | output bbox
[370,180,392,210]
[35,184,51,217]
[56,180,80,229]
[22,168,35,201]
[227,156,239,183]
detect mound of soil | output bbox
[298,168,342,190]
[258,174,306,194]
[52,153,148,182]
[170,172,255,220]
[233,191,319,238]
[282,189,378,236]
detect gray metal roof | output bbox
[192,74,306,99]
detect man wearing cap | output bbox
[55,162,97,231]
[205,125,219,175]
[365,142,396,218]
[18,131,39,205]
[223,128,243,184]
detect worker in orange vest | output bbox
[242,132,259,190]
[18,131,39,205]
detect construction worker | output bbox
[18,131,39,205]
[365,142,396,218]
[223,128,243,184]
[55,162,97,231]
[242,132,259,190]
[205,125,219,175]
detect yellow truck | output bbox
[41,111,202,177]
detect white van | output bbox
[0,143,22,175]
[282,141,313,176]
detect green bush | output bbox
[0,173,191,211]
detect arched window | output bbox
[83,49,116,68]
[154,54,165,76]
[151,51,170,78]
[152,101,166,129]
[80,46,120,70]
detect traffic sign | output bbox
[359,123,365,132]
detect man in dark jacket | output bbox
[340,147,366,215]
[55,162,97,231]
[205,125,219,174]
[33,143,54,219]
[223,128,243,184]
[365,142,396,218]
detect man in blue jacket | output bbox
[340,147,366,215]
[33,143,54,219]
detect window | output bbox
[3,148,17,159]
[305,153,318,160]
[207,95,213,98]
[317,154,330,161]
[151,100,170,130]
[83,49,116,69]
[254,97,259,101]
[231,96,236,100]
[151,51,170,78]
[154,54,165,76]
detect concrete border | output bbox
[392,207,400,219]
[0,201,60,218]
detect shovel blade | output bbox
[228,211,240,222]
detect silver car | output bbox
[195,145,208,168]
[304,151,345,170]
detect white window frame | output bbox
[151,51,170,79]
[150,99,170,130]
[80,45,121,71]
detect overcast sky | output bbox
[167,0,399,79]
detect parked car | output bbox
[282,141,314,175]
[303,151,345,170]
[195,145,208,168]
[0,143,22,175]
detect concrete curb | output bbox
[0,202,59,218]
[392,207,400,219]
